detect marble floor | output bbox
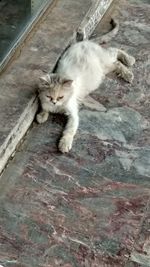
[0,0,150,266]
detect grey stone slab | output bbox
[0,0,92,174]
[0,0,83,173]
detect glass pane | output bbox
[0,0,50,66]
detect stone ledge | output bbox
[0,96,38,173]
[77,0,113,40]
[0,0,113,174]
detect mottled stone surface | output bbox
[0,0,150,267]
[126,203,150,267]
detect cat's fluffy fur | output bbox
[37,39,135,153]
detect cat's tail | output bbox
[90,18,119,44]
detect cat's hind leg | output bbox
[114,61,134,83]
[117,49,135,67]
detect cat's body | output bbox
[37,24,135,153]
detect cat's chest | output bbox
[42,102,65,114]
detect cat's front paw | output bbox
[36,111,49,124]
[59,136,73,153]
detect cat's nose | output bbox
[52,100,57,105]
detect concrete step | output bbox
[0,0,114,174]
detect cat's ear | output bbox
[38,74,50,91]
[62,79,73,88]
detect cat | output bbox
[36,19,135,153]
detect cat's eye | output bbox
[46,95,53,101]
[57,96,64,101]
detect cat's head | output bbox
[38,73,73,107]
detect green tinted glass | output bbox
[0,0,51,66]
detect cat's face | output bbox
[38,74,73,107]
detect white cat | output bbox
[37,25,135,153]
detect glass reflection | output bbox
[0,0,49,65]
